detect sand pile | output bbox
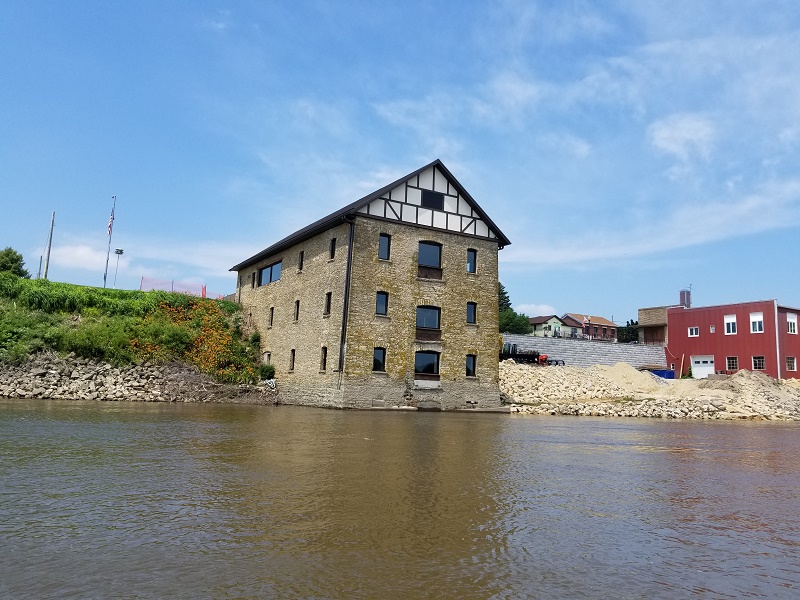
[500,360,800,420]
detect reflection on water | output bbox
[1,400,799,599]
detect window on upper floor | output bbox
[324,292,332,315]
[418,241,441,268]
[788,313,797,335]
[750,312,764,333]
[466,302,477,324]
[421,189,444,211]
[373,347,386,372]
[466,248,477,273]
[418,241,442,279]
[329,238,337,260]
[320,346,328,372]
[259,261,282,286]
[416,306,441,329]
[269,306,274,327]
[376,292,389,316]
[378,233,391,261]
[752,356,765,370]
[298,250,304,271]
[688,326,699,337]
[724,314,737,335]
[294,299,300,321]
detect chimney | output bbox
[680,289,691,308]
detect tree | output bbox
[498,282,512,312]
[0,247,30,278]
[498,282,532,334]
[617,319,638,343]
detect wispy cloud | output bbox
[516,303,557,316]
[647,113,716,162]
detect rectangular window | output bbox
[264,352,271,365]
[418,241,442,268]
[726,356,738,371]
[294,300,300,321]
[688,326,699,337]
[298,250,304,271]
[421,189,444,210]
[786,356,797,372]
[251,272,256,288]
[378,233,391,260]
[710,325,715,333]
[320,347,327,372]
[752,356,765,370]
[414,351,440,375]
[466,354,477,377]
[289,349,296,371]
[466,302,477,324]
[259,261,282,286]
[788,313,797,334]
[416,306,441,329]
[724,314,737,335]
[376,291,389,316]
[329,238,337,259]
[269,306,274,327]
[466,248,477,273]
[373,347,386,372]
[750,312,764,333]
[324,292,332,315]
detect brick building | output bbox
[666,300,800,379]
[230,160,511,409]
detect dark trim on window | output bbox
[466,354,477,377]
[373,347,386,372]
[294,299,300,321]
[421,189,444,211]
[467,302,477,324]
[414,350,440,377]
[329,237,336,259]
[467,248,477,273]
[320,346,328,372]
[376,291,389,316]
[298,250,304,271]
[324,292,332,315]
[269,306,274,327]
[378,233,391,260]
[289,349,295,371]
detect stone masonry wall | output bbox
[343,216,502,409]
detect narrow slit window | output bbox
[378,233,391,260]
[329,238,336,259]
[466,248,477,273]
[294,300,300,321]
[324,292,332,315]
[320,347,328,372]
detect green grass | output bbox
[0,272,263,383]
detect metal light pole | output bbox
[113,248,124,288]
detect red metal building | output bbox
[666,300,800,379]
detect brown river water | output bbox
[1,399,799,599]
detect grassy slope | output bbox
[0,272,270,383]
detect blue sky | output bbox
[2,1,799,323]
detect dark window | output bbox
[376,291,389,316]
[320,347,327,372]
[466,354,477,377]
[269,306,274,327]
[373,347,386,372]
[294,300,300,321]
[753,356,765,370]
[418,242,441,268]
[324,292,332,315]
[251,272,255,288]
[298,250,304,271]
[467,302,477,324]
[329,238,336,259]
[415,351,440,375]
[416,306,441,329]
[727,356,738,371]
[259,261,282,285]
[378,233,391,260]
[467,249,477,273]
[421,189,444,211]
[289,349,295,371]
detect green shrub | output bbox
[258,364,275,380]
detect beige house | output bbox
[528,315,566,337]
[230,160,511,410]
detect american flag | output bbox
[107,210,114,236]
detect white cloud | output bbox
[647,113,716,162]
[516,303,557,316]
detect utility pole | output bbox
[43,211,55,280]
[113,248,124,288]
[103,196,116,288]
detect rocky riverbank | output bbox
[0,351,277,405]
[500,360,800,420]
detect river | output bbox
[1,399,799,599]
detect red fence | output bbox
[139,277,226,300]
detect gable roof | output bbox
[563,313,618,327]
[528,315,565,326]
[230,159,511,272]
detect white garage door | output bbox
[691,355,715,379]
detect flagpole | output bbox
[103,196,116,288]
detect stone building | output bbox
[230,160,511,410]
